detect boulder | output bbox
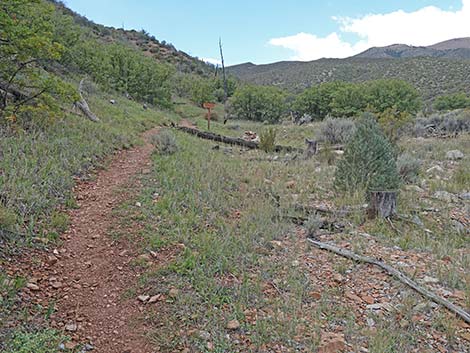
[446,150,464,160]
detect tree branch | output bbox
[307,238,470,324]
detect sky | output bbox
[63,0,470,66]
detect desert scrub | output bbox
[317,117,355,145]
[259,127,277,152]
[150,129,178,155]
[397,153,422,184]
[132,132,318,351]
[335,115,400,193]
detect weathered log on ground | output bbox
[76,79,100,123]
[368,191,397,219]
[177,126,303,153]
[307,238,470,324]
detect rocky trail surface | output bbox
[9,128,160,353]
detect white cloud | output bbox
[201,57,221,66]
[269,0,470,61]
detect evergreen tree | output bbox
[334,114,400,193]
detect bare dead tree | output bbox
[219,38,229,124]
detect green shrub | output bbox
[334,114,400,193]
[397,153,422,184]
[433,93,470,111]
[49,211,69,233]
[151,130,178,155]
[317,117,355,145]
[4,329,65,353]
[259,128,277,153]
[376,108,413,143]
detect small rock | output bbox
[135,202,142,207]
[82,343,94,351]
[362,295,375,304]
[26,283,40,291]
[109,99,116,105]
[226,319,240,330]
[446,150,464,160]
[199,330,211,340]
[269,240,283,249]
[148,295,161,303]
[404,185,424,193]
[285,180,296,189]
[138,295,150,303]
[137,254,151,262]
[65,323,77,332]
[452,220,465,234]
[318,338,346,353]
[47,255,58,265]
[168,288,179,298]
[65,341,77,350]
[426,165,444,174]
[310,291,321,300]
[411,215,424,227]
[367,303,384,310]
[433,190,455,202]
[333,273,344,283]
[459,192,470,200]
[422,276,439,284]
[51,282,62,289]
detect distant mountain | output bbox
[354,38,470,59]
[228,38,470,102]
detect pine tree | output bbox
[334,114,400,193]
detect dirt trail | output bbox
[27,129,159,352]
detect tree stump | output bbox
[305,139,318,159]
[368,191,397,219]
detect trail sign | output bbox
[203,102,216,130]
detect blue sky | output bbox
[64,0,469,65]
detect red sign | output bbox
[203,102,216,109]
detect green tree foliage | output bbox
[334,114,400,193]
[0,0,77,122]
[230,85,287,123]
[433,92,470,111]
[65,40,174,108]
[293,80,421,120]
[189,77,215,107]
[365,79,421,115]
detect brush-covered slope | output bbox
[228,56,470,102]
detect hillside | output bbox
[51,0,214,76]
[228,56,470,102]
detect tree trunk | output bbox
[368,191,397,219]
[76,79,100,123]
[177,126,303,153]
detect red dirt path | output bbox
[16,128,160,352]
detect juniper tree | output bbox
[334,114,400,193]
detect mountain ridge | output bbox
[228,38,470,102]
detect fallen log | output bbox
[75,79,100,123]
[177,126,303,153]
[307,238,470,324]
